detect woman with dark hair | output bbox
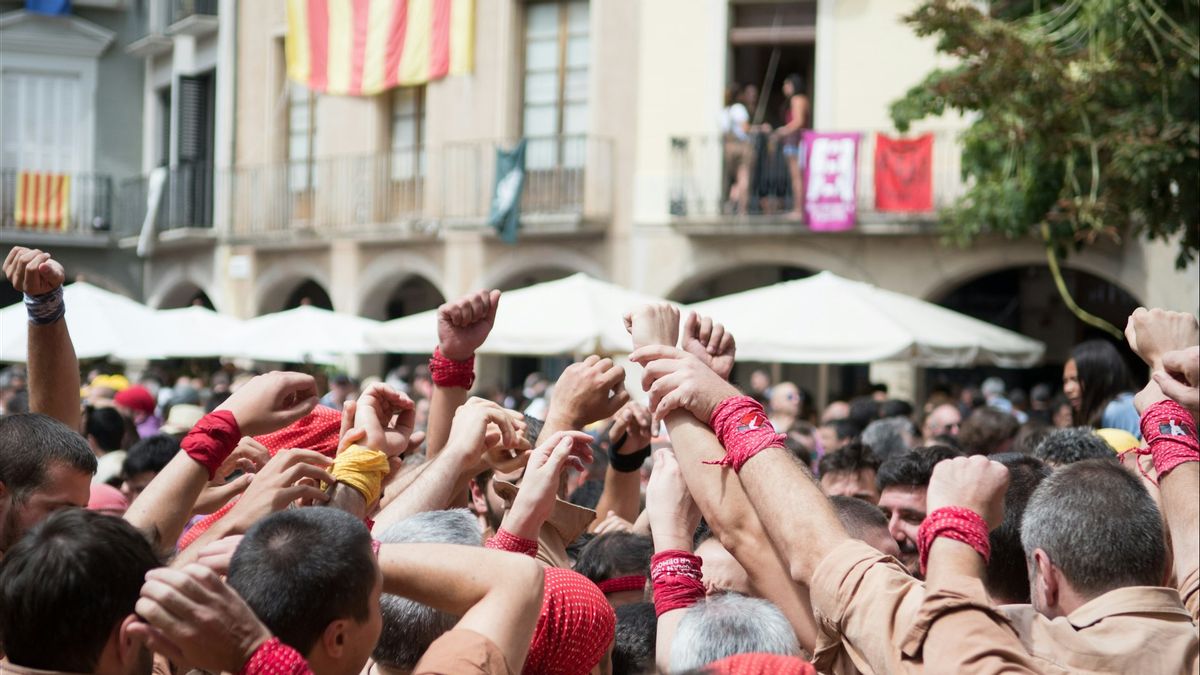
[770,73,810,218]
[1062,339,1141,437]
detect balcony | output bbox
[166,0,219,37]
[0,169,113,243]
[115,161,214,240]
[667,129,964,235]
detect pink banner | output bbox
[803,131,860,231]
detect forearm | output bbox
[371,452,471,532]
[125,453,211,555]
[27,319,80,428]
[376,461,431,512]
[537,410,579,445]
[329,483,368,520]
[426,385,469,459]
[1161,463,1199,604]
[589,467,641,531]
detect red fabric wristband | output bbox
[484,528,538,558]
[596,575,647,595]
[1138,399,1199,482]
[917,506,991,578]
[430,346,475,389]
[239,637,313,675]
[704,396,786,473]
[651,550,704,616]
[182,410,242,480]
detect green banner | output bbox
[488,139,527,244]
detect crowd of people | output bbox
[1,243,1197,675]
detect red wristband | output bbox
[240,637,313,675]
[596,575,647,595]
[430,346,475,389]
[182,410,242,480]
[485,528,538,558]
[917,506,990,578]
[704,396,786,473]
[1139,399,1199,481]
[651,550,705,616]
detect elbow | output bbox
[513,558,546,616]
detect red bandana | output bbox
[524,567,616,675]
[254,405,343,457]
[704,653,817,675]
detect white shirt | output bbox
[718,103,750,140]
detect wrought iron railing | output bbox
[115,161,214,237]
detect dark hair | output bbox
[568,478,604,511]
[1011,422,1052,456]
[1070,340,1133,428]
[1022,460,1166,597]
[5,391,28,414]
[228,507,376,654]
[878,399,914,420]
[613,602,657,675]
[985,453,1051,604]
[847,396,880,433]
[830,495,889,541]
[958,407,1020,455]
[876,445,964,492]
[724,82,741,107]
[0,510,159,671]
[784,422,815,467]
[0,414,96,500]
[822,418,860,443]
[1033,427,1117,467]
[818,441,880,478]
[122,434,181,477]
[575,532,653,584]
[783,73,805,96]
[84,406,129,453]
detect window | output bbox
[155,88,171,167]
[522,0,589,169]
[288,81,316,191]
[0,70,84,172]
[389,86,425,181]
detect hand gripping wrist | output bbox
[326,445,391,506]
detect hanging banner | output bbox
[803,131,859,231]
[875,133,933,212]
[488,139,527,244]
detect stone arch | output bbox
[480,246,608,291]
[148,275,217,310]
[254,260,334,314]
[356,251,448,319]
[918,252,1134,308]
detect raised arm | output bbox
[380,542,545,673]
[538,356,630,445]
[488,430,593,550]
[588,401,653,531]
[3,247,79,427]
[427,290,501,460]
[325,384,416,519]
[645,446,703,673]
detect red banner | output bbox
[874,133,932,213]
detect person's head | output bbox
[1064,340,1133,427]
[575,532,653,608]
[816,418,857,454]
[957,407,1019,455]
[469,470,505,532]
[818,442,881,504]
[860,417,915,463]
[784,422,816,466]
[0,509,158,674]
[769,382,801,418]
[782,73,805,98]
[1022,460,1166,618]
[985,453,1051,605]
[847,396,880,431]
[876,445,965,575]
[0,414,96,553]
[88,483,130,517]
[84,405,130,454]
[981,377,1006,401]
[120,434,181,503]
[612,602,656,675]
[1050,395,1074,428]
[1032,427,1117,468]
[372,510,482,673]
[724,82,741,107]
[922,403,962,440]
[829,495,900,558]
[821,400,850,423]
[748,369,771,395]
[695,535,752,596]
[1011,422,1052,456]
[1030,383,1052,410]
[739,83,759,108]
[670,594,801,671]
[113,385,156,423]
[228,507,382,675]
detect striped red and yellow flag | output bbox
[14,172,71,231]
[286,0,475,96]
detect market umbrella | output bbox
[148,305,246,359]
[689,271,1045,367]
[367,273,677,356]
[231,305,382,364]
[0,282,163,362]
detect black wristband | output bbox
[609,433,651,473]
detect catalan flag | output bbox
[286,0,475,97]
[14,172,71,231]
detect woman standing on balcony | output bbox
[719,83,754,215]
[771,74,810,219]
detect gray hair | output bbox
[372,509,483,669]
[1021,460,1165,599]
[1032,427,1116,467]
[669,594,800,672]
[861,417,915,463]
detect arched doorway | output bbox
[157,282,215,310]
[494,266,577,292]
[281,279,333,311]
[370,276,446,375]
[668,264,813,303]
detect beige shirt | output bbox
[413,629,512,675]
[809,539,1200,675]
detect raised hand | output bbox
[609,400,654,457]
[443,397,529,466]
[352,383,416,457]
[630,345,740,424]
[925,455,1010,529]
[645,446,702,552]
[129,564,271,673]
[1156,346,1200,416]
[1125,308,1200,370]
[225,449,334,532]
[214,437,270,483]
[503,430,594,539]
[681,311,737,381]
[624,303,680,350]
[4,246,65,296]
[215,371,319,437]
[547,356,630,428]
[438,289,501,361]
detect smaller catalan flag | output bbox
[14,172,71,231]
[287,0,475,97]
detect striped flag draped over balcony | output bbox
[14,172,70,230]
[286,0,475,96]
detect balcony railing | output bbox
[115,161,214,238]
[0,169,112,236]
[229,149,427,238]
[170,0,219,24]
[668,129,964,226]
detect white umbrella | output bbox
[367,273,676,356]
[232,305,382,364]
[149,306,245,359]
[0,282,163,362]
[690,271,1045,367]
